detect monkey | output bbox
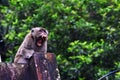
[31,27,48,53]
[14,27,48,63]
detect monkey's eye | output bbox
[31,29,34,32]
[39,29,46,33]
[39,29,42,32]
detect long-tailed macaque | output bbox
[14,27,48,63]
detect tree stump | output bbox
[0,52,61,80]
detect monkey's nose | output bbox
[42,34,47,38]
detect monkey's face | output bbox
[31,27,48,47]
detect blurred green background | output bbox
[1,0,120,80]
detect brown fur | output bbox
[14,27,48,63]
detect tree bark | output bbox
[0,52,61,80]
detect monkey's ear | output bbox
[31,28,34,33]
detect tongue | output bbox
[37,40,42,46]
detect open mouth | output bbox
[36,36,46,47]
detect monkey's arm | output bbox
[22,48,34,59]
[14,48,34,63]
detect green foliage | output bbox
[1,0,120,79]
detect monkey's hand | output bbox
[22,48,34,59]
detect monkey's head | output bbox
[31,27,48,47]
